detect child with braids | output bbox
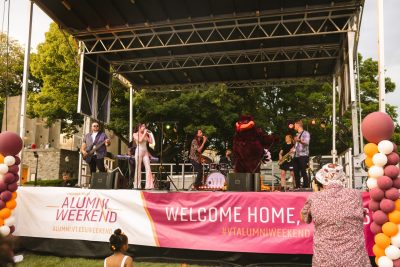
[104,229,133,267]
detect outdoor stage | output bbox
[14,187,374,265]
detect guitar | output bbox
[82,139,107,163]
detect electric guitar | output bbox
[82,139,107,163]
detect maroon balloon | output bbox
[385,187,400,201]
[12,174,19,183]
[0,180,6,192]
[373,210,389,225]
[370,188,385,201]
[394,259,400,267]
[387,152,400,166]
[3,173,14,184]
[380,198,396,213]
[393,177,400,189]
[13,156,20,166]
[0,199,5,209]
[9,225,15,234]
[370,221,383,234]
[7,182,17,192]
[385,165,400,179]
[393,143,398,153]
[369,200,381,212]
[0,131,23,156]
[361,112,395,143]
[0,190,12,202]
[8,165,19,174]
[377,175,393,190]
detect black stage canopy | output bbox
[33,0,364,90]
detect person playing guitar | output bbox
[80,122,111,174]
[189,129,207,189]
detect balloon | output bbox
[367,177,378,189]
[0,180,6,192]
[2,173,14,184]
[365,157,374,168]
[11,191,17,200]
[5,199,16,209]
[385,166,400,179]
[365,143,379,157]
[0,191,11,202]
[393,177,400,189]
[0,131,23,156]
[380,140,396,155]
[7,183,17,192]
[381,199,396,214]
[378,176,394,190]
[3,156,15,167]
[374,243,386,257]
[0,154,4,164]
[9,225,14,234]
[13,156,20,165]
[386,187,400,201]
[383,222,399,237]
[369,166,385,178]
[370,187,385,201]
[0,200,4,209]
[392,232,400,247]
[394,143,398,153]
[374,210,389,225]
[0,164,8,175]
[379,256,394,267]
[371,221,383,234]
[387,153,400,166]
[3,216,14,227]
[0,225,10,236]
[376,233,391,248]
[8,165,18,175]
[370,199,381,212]
[389,210,400,224]
[362,112,395,144]
[0,208,11,219]
[373,153,388,166]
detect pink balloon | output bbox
[0,131,23,156]
[361,112,395,143]
[0,180,6,192]
[370,221,383,234]
[387,152,400,166]
[373,210,388,225]
[385,165,400,179]
[385,187,400,201]
[394,259,400,267]
[3,173,14,184]
[370,187,385,201]
[8,165,18,174]
[393,143,398,153]
[369,200,381,212]
[380,198,396,213]
[378,176,393,190]
[7,182,17,192]
[393,177,400,189]
[0,190,12,202]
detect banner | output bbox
[14,187,374,255]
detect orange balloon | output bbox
[364,143,379,157]
[389,210,400,224]
[382,222,399,237]
[11,192,17,200]
[375,256,380,266]
[0,154,5,164]
[373,244,386,257]
[375,233,391,248]
[5,200,16,210]
[0,208,11,219]
[0,217,3,226]
[395,199,400,211]
[365,157,374,168]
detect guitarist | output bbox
[80,122,111,174]
[189,129,207,190]
[278,134,295,191]
[293,119,311,189]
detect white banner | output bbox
[13,187,157,246]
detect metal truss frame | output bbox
[77,3,359,54]
[111,44,339,74]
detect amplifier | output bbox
[91,172,114,189]
[227,173,255,192]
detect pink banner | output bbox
[143,191,374,255]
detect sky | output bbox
[3,0,400,113]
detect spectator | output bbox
[61,172,75,187]
[0,236,14,267]
[301,163,371,267]
[105,229,133,267]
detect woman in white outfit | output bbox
[133,123,154,189]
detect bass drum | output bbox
[205,172,226,188]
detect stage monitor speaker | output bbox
[91,172,114,189]
[227,173,255,192]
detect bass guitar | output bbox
[83,139,107,163]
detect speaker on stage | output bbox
[227,173,255,191]
[91,172,114,189]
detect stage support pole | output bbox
[129,86,133,142]
[19,1,33,178]
[377,0,386,112]
[332,75,337,164]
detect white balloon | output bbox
[0,164,8,174]
[385,245,400,260]
[379,140,395,155]
[391,232,400,248]
[3,156,15,166]
[367,177,378,189]
[0,225,10,237]
[378,256,394,267]
[373,153,388,167]
[369,165,384,178]
[4,216,15,227]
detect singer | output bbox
[133,123,154,189]
[189,129,207,189]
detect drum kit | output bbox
[199,163,233,190]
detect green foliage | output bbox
[24,179,78,187]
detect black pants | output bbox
[89,156,106,173]
[190,159,203,187]
[293,156,309,188]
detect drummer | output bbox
[219,149,234,168]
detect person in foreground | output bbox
[301,163,371,267]
[105,229,133,267]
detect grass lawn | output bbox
[16,253,205,267]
